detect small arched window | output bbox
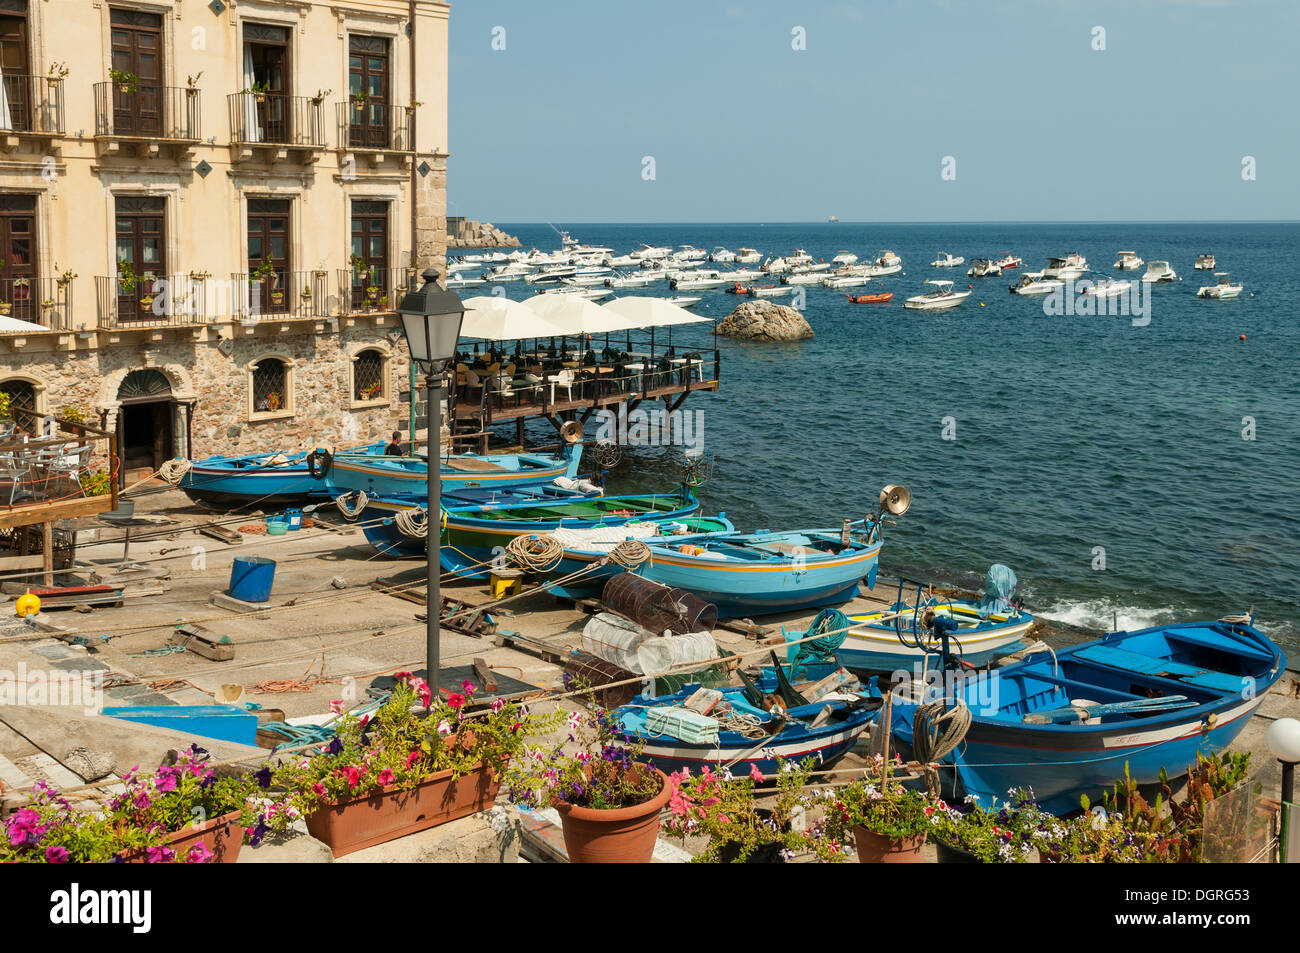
[250,357,292,417]
[0,379,38,429]
[353,347,387,402]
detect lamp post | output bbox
[1266,717,1300,862]
[394,268,465,705]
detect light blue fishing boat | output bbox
[325,443,584,498]
[883,615,1285,814]
[179,443,386,506]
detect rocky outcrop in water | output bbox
[449,221,521,248]
[716,300,814,342]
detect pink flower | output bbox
[186,843,214,864]
[749,764,765,783]
[313,783,327,798]
[45,845,70,863]
[342,766,362,789]
[437,720,452,735]
[377,768,395,785]
[447,693,466,710]
[405,751,421,769]
[145,846,175,864]
[328,700,344,714]
[491,698,505,714]
[461,680,476,696]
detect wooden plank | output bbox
[471,657,498,693]
[41,521,53,586]
[170,623,235,661]
[0,496,114,530]
[197,522,242,545]
[0,554,45,571]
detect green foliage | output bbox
[109,69,139,93]
[83,469,112,497]
[116,259,137,294]
[58,404,87,424]
[927,789,1041,862]
[818,757,931,841]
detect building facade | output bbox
[0,0,448,481]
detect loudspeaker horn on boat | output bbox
[560,420,584,443]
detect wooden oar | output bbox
[1023,695,1194,725]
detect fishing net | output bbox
[978,563,1017,618]
[788,607,850,676]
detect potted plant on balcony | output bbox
[245,80,270,104]
[310,88,331,106]
[56,266,76,288]
[505,697,671,863]
[187,269,211,282]
[350,89,371,109]
[818,757,932,862]
[404,99,423,116]
[47,62,69,89]
[268,675,546,857]
[109,68,139,95]
[40,299,55,320]
[186,71,203,98]
[116,259,137,295]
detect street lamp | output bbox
[1266,717,1300,862]
[395,268,465,705]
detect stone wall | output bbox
[447,220,521,249]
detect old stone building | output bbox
[0,0,448,482]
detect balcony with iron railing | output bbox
[93,82,201,158]
[336,265,417,315]
[227,91,328,162]
[94,273,215,328]
[0,75,65,147]
[0,277,74,333]
[336,100,413,159]
[231,270,332,321]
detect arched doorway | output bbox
[117,369,174,481]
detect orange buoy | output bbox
[1239,334,1246,341]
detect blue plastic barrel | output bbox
[228,556,276,603]
[284,508,303,530]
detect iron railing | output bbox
[227,91,328,147]
[231,270,331,319]
[0,276,73,331]
[336,100,412,151]
[93,82,201,140]
[95,273,213,327]
[0,75,65,135]
[336,265,416,313]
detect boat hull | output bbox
[326,447,581,497]
[834,613,1033,672]
[179,444,386,506]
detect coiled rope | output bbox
[394,505,429,538]
[159,458,192,484]
[335,490,369,518]
[505,534,565,572]
[606,538,651,568]
[912,701,973,798]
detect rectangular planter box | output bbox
[126,810,245,863]
[303,763,500,858]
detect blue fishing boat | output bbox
[612,680,878,776]
[358,489,704,567]
[546,524,884,617]
[885,616,1285,814]
[803,569,1034,671]
[325,443,584,497]
[179,443,386,506]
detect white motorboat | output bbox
[445,275,486,289]
[525,265,580,284]
[932,252,964,268]
[788,249,815,266]
[1113,251,1144,271]
[1197,273,1242,299]
[631,243,671,260]
[1140,260,1177,283]
[761,256,791,274]
[865,262,903,277]
[1009,274,1064,295]
[722,268,765,282]
[1078,276,1132,298]
[665,295,701,307]
[967,258,1002,278]
[604,271,656,288]
[709,247,736,263]
[832,251,860,267]
[564,268,614,286]
[670,245,708,262]
[541,286,612,301]
[1042,253,1089,280]
[994,252,1022,270]
[734,247,762,264]
[750,285,793,298]
[874,250,902,269]
[822,274,871,289]
[903,279,970,311]
[670,272,731,290]
[1195,253,1216,270]
[605,254,640,267]
[781,272,829,286]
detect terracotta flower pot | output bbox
[124,810,244,863]
[303,762,500,858]
[852,825,927,863]
[555,767,670,864]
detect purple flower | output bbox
[45,845,69,863]
[145,845,175,864]
[254,766,273,789]
[155,772,178,794]
[327,737,343,756]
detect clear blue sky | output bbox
[447,0,1300,223]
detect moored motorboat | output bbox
[664,294,702,307]
[734,247,762,264]
[846,292,893,304]
[967,258,1001,278]
[1140,260,1178,283]
[1197,272,1243,299]
[750,284,793,298]
[1042,253,1089,280]
[1113,250,1144,271]
[1078,276,1132,298]
[994,252,1022,270]
[1009,274,1064,295]
[1195,253,1216,270]
[832,250,859,267]
[903,279,971,310]
[932,252,964,268]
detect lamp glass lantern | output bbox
[395,268,465,369]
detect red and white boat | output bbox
[995,252,1022,270]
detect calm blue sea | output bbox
[476,222,1300,650]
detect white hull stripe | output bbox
[635,725,863,763]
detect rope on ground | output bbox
[912,700,973,797]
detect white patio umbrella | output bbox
[521,292,642,335]
[0,315,52,333]
[458,295,570,341]
[601,296,714,328]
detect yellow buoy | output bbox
[15,592,40,618]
